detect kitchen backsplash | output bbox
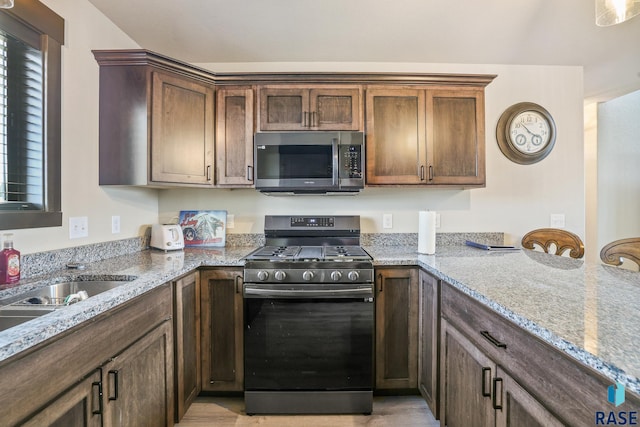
[19,232,503,280]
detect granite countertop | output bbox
[366,245,640,396]
[1,244,639,397]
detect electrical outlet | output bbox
[550,213,565,228]
[111,215,121,234]
[382,213,393,229]
[227,214,235,229]
[69,216,89,239]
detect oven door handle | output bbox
[243,286,374,299]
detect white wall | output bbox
[4,1,587,254]
[597,90,640,252]
[6,0,159,255]
[160,63,585,246]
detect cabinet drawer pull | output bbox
[481,367,492,397]
[492,377,503,410]
[92,380,103,415]
[480,330,507,348]
[108,370,119,401]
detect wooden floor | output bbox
[176,395,439,427]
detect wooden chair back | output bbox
[600,238,640,269]
[521,228,585,259]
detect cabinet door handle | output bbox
[428,165,434,181]
[480,330,507,348]
[247,165,254,181]
[492,377,503,410]
[206,165,212,181]
[420,165,425,181]
[304,111,309,127]
[92,380,104,415]
[481,367,492,397]
[235,275,242,294]
[108,370,119,401]
[312,111,317,127]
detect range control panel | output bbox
[291,217,334,227]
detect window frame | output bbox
[0,0,63,230]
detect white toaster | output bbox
[150,224,185,251]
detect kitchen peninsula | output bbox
[0,240,638,426]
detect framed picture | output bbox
[178,210,227,247]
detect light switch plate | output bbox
[69,216,89,239]
[382,213,393,229]
[111,215,121,234]
[550,213,565,228]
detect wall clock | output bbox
[496,102,556,165]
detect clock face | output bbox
[496,102,556,165]
[508,110,551,154]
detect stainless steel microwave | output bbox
[254,131,365,194]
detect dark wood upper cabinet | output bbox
[216,86,255,187]
[366,86,486,186]
[366,88,426,184]
[151,72,215,185]
[94,50,495,189]
[258,86,362,131]
[93,50,215,187]
[427,89,485,186]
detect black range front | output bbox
[242,215,374,415]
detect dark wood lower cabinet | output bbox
[440,319,564,427]
[200,268,244,392]
[102,321,174,427]
[440,320,496,427]
[375,267,419,390]
[0,284,174,427]
[21,369,103,427]
[439,282,640,427]
[174,272,201,420]
[495,367,564,427]
[418,270,439,417]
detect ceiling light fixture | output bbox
[596,0,640,26]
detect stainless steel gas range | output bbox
[242,215,374,415]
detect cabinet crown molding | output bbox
[92,49,497,87]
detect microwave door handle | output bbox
[332,138,339,187]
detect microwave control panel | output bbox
[340,145,363,179]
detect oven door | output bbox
[243,283,374,392]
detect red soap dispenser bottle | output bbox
[0,233,20,285]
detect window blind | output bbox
[0,29,44,211]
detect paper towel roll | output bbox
[418,211,436,254]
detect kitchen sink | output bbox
[0,279,134,332]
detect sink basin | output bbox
[0,279,133,332]
[34,280,129,300]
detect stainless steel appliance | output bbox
[253,131,364,194]
[242,215,374,414]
